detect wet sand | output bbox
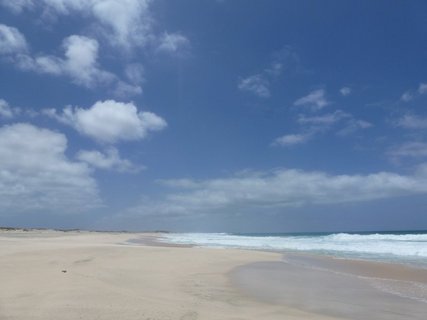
[231,253,427,320]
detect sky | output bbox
[1,0,427,232]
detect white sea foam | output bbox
[162,232,427,262]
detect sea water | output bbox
[162,231,427,266]
[162,231,427,315]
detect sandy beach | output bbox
[1,230,426,320]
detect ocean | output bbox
[162,230,427,266]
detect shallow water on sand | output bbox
[231,253,427,320]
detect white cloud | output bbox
[157,32,189,54]
[76,147,142,172]
[273,111,372,148]
[113,81,143,97]
[88,0,153,49]
[238,46,299,98]
[0,0,34,13]
[297,110,350,126]
[273,133,310,147]
[0,123,101,214]
[113,63,145,96]
[340,87,351,96]
[46,99,167,143]
[336,119,373,136]
[399,83,427,102]
[396,114,427,129]
[0,99,19,118]
[0,30,138,92]
[127,168,427,217]
[264,62,283,76]
[0,2,188,94]
[238,74,270,98]
[21,35,115,88]
[265,46,300,77]
[1,0,188,53]
[294,89,329,110]
[295,110,371,138]
[1,0,152,49]
[354,120,373,129]
[0,24,28,55]
[125,63,144,84]
[388,142,427,159]
[60,35,113,86]
[418,83,427,95]
[400,91,413,102]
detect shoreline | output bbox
[134,232,427,319]
[1,230,426,319]
[230,253,427,320]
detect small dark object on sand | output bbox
[61,270,67,273]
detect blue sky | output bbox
[1,0,427,232]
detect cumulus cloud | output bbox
[46,99,167,143]
[0,123,101,214]
[0,29,141,93]
[76,147,142,172]
[59,35,111,85]
[89,0,153,49]
[1,0,152,49]
[126,168,427,217]
[27,35,114,88]
[0,1,188,93]
[0,24,28,55]
[294,89,329,110]
[272,133,310,147]
[238,74,270,98]
[1,0,189,54]
[396,114,427,129]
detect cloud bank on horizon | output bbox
[1,1,427,232]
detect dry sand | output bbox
[0,230,339,320]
